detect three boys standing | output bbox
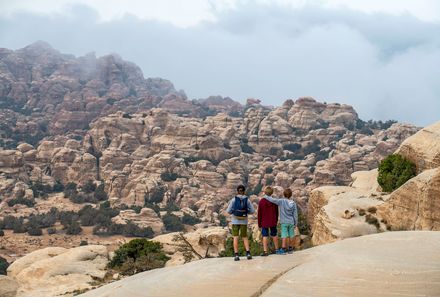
[227,184,298,261]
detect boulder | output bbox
[8,245,108,297]
[396,120,440,173]
[377,168,440,231]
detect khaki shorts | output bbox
[232,224,248,238]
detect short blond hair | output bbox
[264,186,273,195]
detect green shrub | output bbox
[297,207,310,235]
[7,197,35,207]
[219,233,263,257]
[0,256,9,275]
[160,172,179,182]
[47,227,57,234]
[145,187,166,204]
[52,180,64,192]
[378,154,416,192]
[162,213,184,232]
[108,239,170,275]
[181,213,201,225]
[218,214,228,227]
[30,181,53,198]
[94,184,108,201]
[65,221,82,235]
[282,143,302,152]
[27,227,43,236]
[82,180,96,194]
[240,143,255,154]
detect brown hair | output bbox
[283,188,292,198]
[264,186,273,196]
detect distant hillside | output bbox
[0,41,243,148]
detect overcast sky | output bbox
[0,0,439,126]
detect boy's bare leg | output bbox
[243,237,250,251]
[282,238,287,249]
[271,236,279,250]
[262,236,269,252]
[233,236,239,253]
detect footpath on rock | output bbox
[80,231,440,297]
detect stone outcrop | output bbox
[79,232,440,297]
[377,168,440,230]
[309,120,440,244]
[308,169,385,245]
[112,208,164,234]
[152,227,228,266]
[7,245,109,297]
[396,121,440,173]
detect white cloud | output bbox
[1,0,440,27]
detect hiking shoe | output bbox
[246,253,252,260]
[287,247,294,254]
[276,249,286,255]
[234,255,240,261]
[260,251,269,257]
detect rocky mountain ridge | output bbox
[0,41,242,148]
[0,42,420,263]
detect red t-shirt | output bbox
[258,197,278,228]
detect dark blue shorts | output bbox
[261,226,277,237]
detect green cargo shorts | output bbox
[232,224,248,238]
[281,223,295,238]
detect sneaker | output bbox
[287,247,294,254]
[234,255,240,261]
[276,248,286,255]
[260,251,269,257]
[246,253,252,260]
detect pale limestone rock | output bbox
[7,247,67,278]
[36,141,56,163]
[377,168,440,231]
[9,245,108,297]
[0,150,23,170]
[16,143,34,153]
[396,120,440,173]
[111,208,164,234]
[152,227,228,267]
[0,275,19,297]
[80,232,440,297]
[309,169,385,245]
[64,139,81,150]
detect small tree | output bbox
[378,154,416,192]
[108,239,170,275]
[162,213,184,232]
[82,180,96,194]
[28,227,43,236]
[181,213,201,225]
[65,221,82,235]
[94,184,108,201]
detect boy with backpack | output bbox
[264,188,298,254]
[258,186,280,256]
[226,185,255,261]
